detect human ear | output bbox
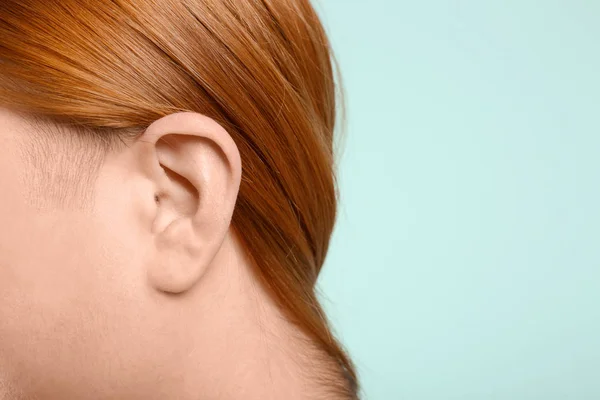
[137,112,241,294]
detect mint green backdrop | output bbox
[315,1,600,399]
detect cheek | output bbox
[0,211,160,398]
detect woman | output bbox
[0,0,358,399]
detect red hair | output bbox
[0,0,357,397]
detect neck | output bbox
[168,232,342,400]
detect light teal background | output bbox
[315,1,600,399]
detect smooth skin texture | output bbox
[0,108,318,400]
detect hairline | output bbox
[17,114,124,211]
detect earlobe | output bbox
[139,112,242,294]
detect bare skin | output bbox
[0,108,324,400]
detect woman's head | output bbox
[0,0,356,399]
